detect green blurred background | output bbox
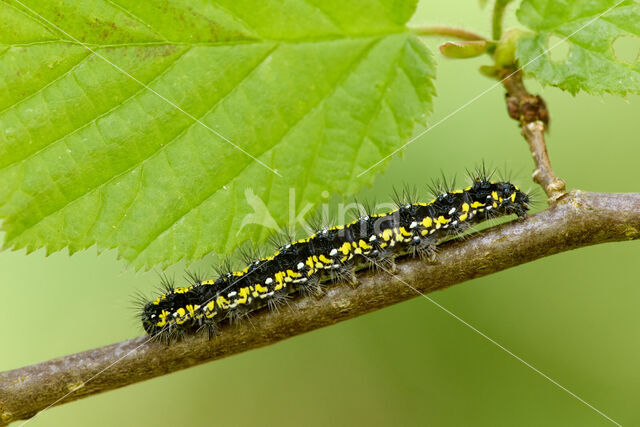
[2,2,639,426]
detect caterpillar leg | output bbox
[414,239,438,261]
[267,292,292,312]
[329,264,359,288]
[369,255,396,274]
[196,321,219,340]
[298,275,324,297]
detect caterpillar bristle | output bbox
[157,272,175,294]
[298,276,323,297]
[467,161,495,183]
[213,258,234,278]
[237,244,262,266]
[184,270,204,286]
[267,292,292,312]
[427,172,457,198]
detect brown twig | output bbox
[2,190,640,425]
[500,68,567,201]
[411,25,486,41]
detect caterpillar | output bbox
[140,175,530,342]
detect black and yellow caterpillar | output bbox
[141,177,530,342]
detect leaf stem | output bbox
[492,0,514,41]
[410,25,486,41]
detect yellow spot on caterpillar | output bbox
[175,307,187,324]
[358,240,372,250]
[421,217,433,228]
[471,201,484,208]
[382,229,393,241]
[437,216,449,224]
[340,242,351,255]
[237,287,250,304]
[274,272,287,290]
[216,296,230,310]
[461,203,470,212]
[319,254,332,264]
[156,310,169,327]
[253,284,268,297]
[186,304,197,317]
[491,191,498,200]
[399,227,412,237]
[421,229,429,236]
[459,213,468,222]
[306,257,314,269]
[287,269,301,278]
[510,193,516,202]
[451,190,463,194]
[354,247,362,254]
[202,280,215,285]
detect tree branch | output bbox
[2,190,640,425]
[501,67,567,201]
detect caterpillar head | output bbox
[141,300,165,336]
[491,181,530,218]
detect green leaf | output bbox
[0,0,435,269]
[516,0,640,95]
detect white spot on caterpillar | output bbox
[228,291,237,297]
[409,221,418,229]
[486,206,493,210]
[448,207,456,215]
[297,262,304,270]
[285,244,291,248]
[329,248,338,256]
[369,235,377,241]
[413,236,420,242]
[451,221,458,226]
[265,278,273,285]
